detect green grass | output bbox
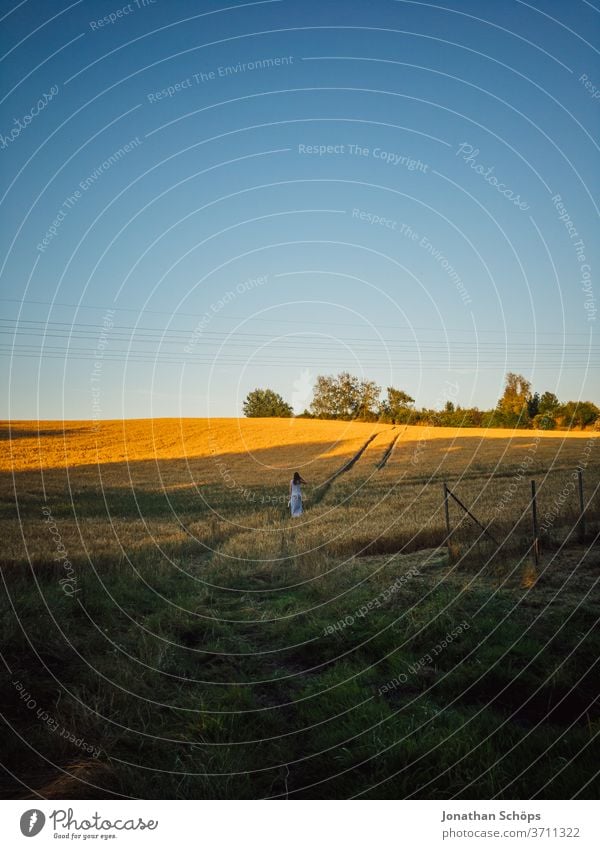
[2,489,599,799]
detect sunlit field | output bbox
[1,418,599,799]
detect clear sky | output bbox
[0,0,598,419]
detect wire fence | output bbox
[442,467,599,567]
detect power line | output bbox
[1,339,596,362]
[0,350,595,369]
[0,319,596,352]
[0,297,594,337]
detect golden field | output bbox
[2,416,597,476]
[1,417,598,571]
[0,417,378,485]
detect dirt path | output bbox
[314,425,408,508]
[312,432,381,504]
[376,427,407,470]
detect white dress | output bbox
[290,481,303,517]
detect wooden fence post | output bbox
[577,469,585,544]
[531,479,539,566]
[443,482,451,548]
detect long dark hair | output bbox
[292,471,302,484]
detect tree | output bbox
[527,392,540,419]
[310,374,352,418]
[497,372,532,425]
[457,407,483,427]
[310,372,381,420]
[243,388,293,417]
[532,391,560,430]
[532,412,556,430]
[380,387,415,423]
[538,391,560,415]
[356,378,382,421]
[555,401,599,430]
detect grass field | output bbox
[1,418,599,799]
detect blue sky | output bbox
[0,0,598,419]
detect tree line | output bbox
[243,372,599,430]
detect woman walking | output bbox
[289,471,307,517]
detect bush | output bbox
[242,389,293,417]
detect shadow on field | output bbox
[1,439,374,519]
[0,425,80,441]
